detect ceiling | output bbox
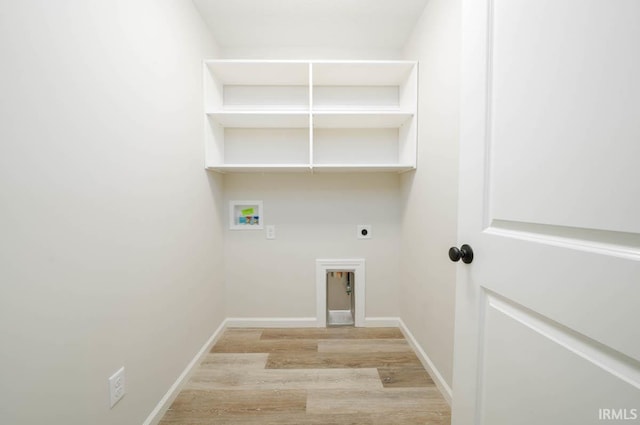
[191,0,429,53]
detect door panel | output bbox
[480,233,640,360]
[481,295,640,424]
[489,0,640,234]
[453,0,640,424]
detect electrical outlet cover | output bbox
[109,367,126,408]
[266,225,276,239]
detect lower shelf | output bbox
[206,164,312,173]
[206,163,415,173]
[312,164,415,173]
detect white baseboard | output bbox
[398,318,452,405]
[226,317,318,328]
[364,316,400,327]
[225,317,401,328]
[142,318,228,425]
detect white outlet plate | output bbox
[109,367,126,408]
[266,225,276,240]
[357,225,372,239]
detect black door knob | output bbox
[449,244,474,264]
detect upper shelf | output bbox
[205,60,416,86]
[208,111,412,129]
[312,61,416,86]
[205,60,309,85]
[313,111,413,128]
[207,111,309,128]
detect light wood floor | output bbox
[159,327,451,425]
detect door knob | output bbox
[449,244,474,264]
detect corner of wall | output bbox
[398,0,461,391]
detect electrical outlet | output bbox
[357,225,372,239]
[109,367,126,408]
[266,225,276,240]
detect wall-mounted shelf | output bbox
[213,164,312,173]
[207,111,309,128]
[203,60,418,173]
[312,112,413,128]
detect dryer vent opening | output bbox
[327,270,355,326]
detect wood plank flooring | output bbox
[159,327,451,425]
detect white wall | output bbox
[399,0,461,392]
[219,44,403,324]
[224,173,401,321]
[0,1,224,424]
[220,46,403,61]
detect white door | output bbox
[452,1,640,424]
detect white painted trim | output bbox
[316,259,366,327]
[398,318,453,405]
[142,318,228,425]
[226,317,318,328]
[225,317,401,328]
[364,317,400,327]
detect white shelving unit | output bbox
[204,60,418,173]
